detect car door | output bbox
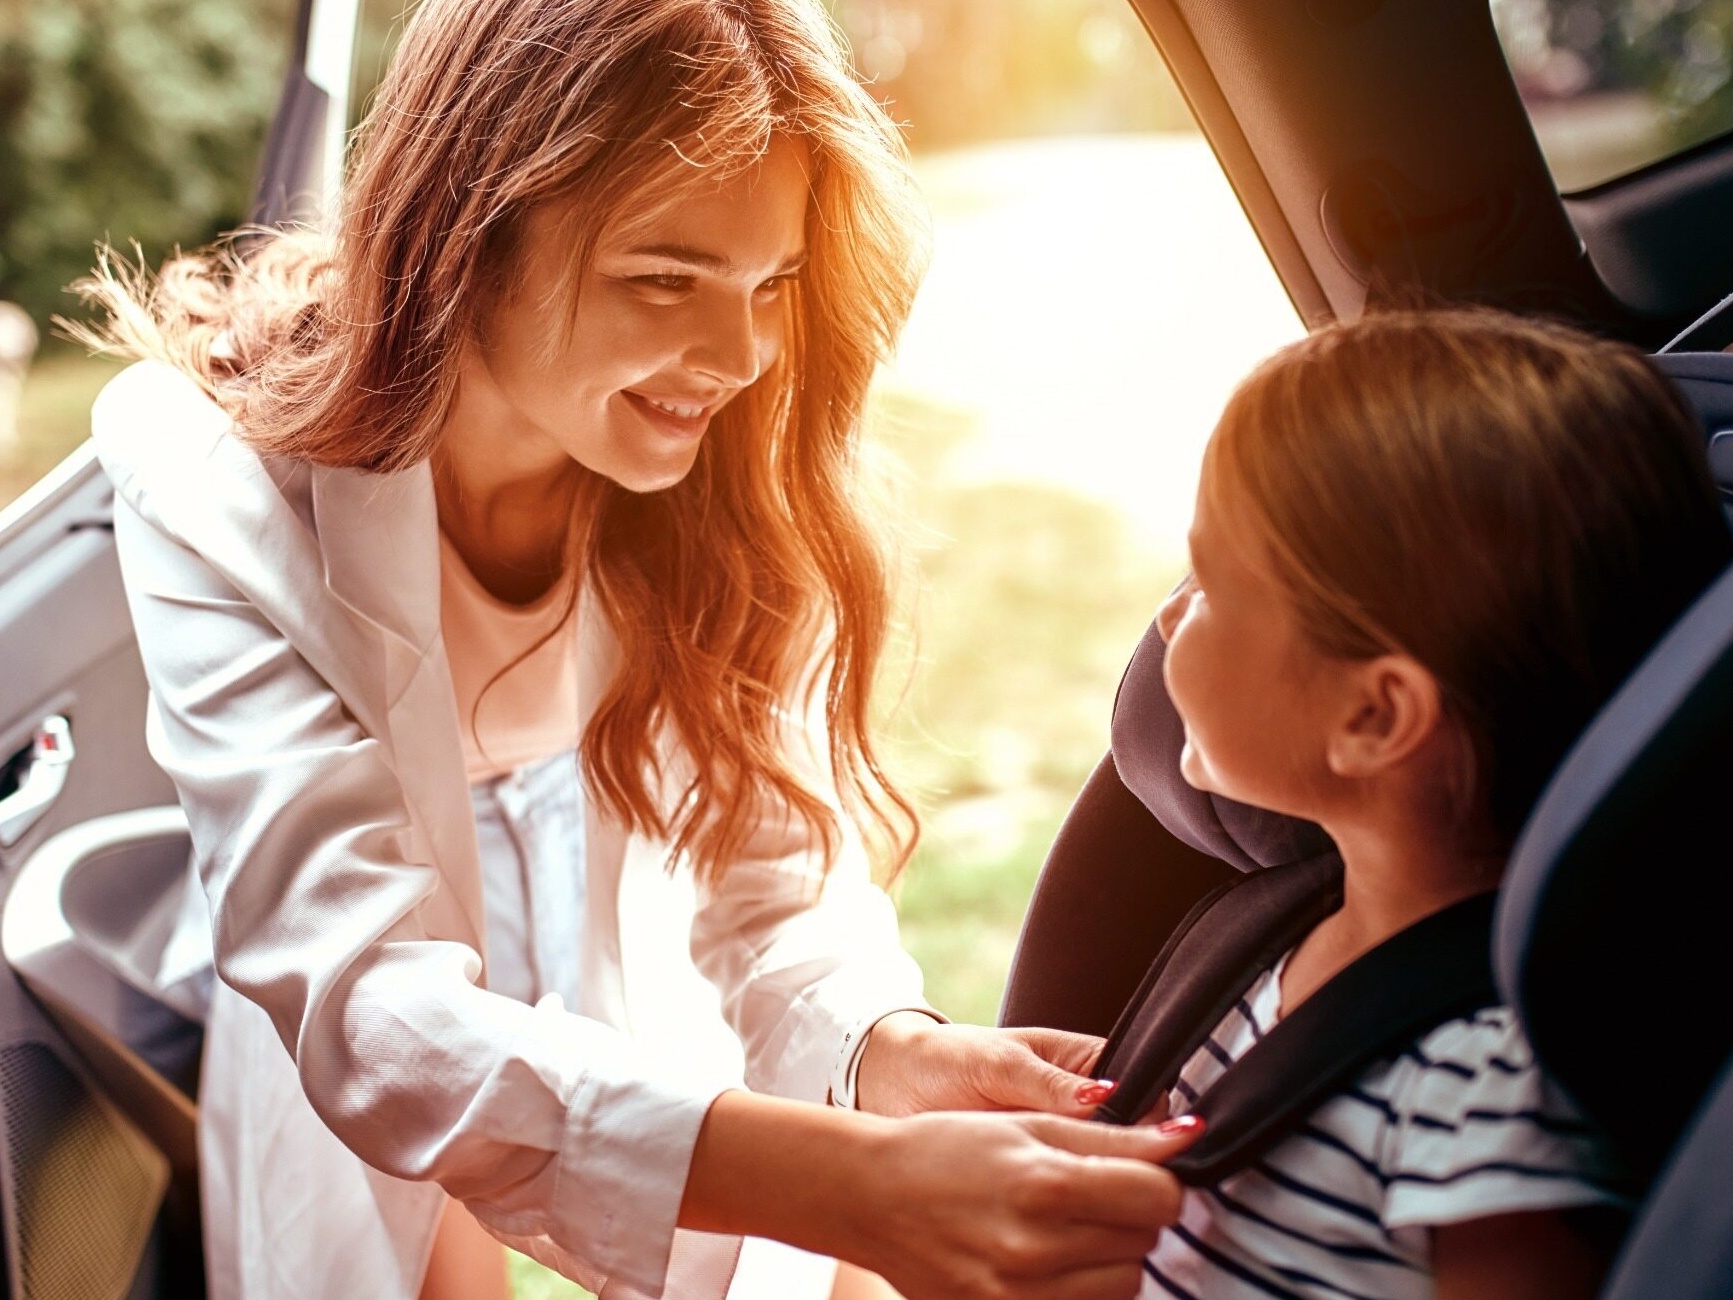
[0,2,356,1295]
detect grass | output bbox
[1,349,127,505]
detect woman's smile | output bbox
[621,387,729,440]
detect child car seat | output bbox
[1001,350,1733,1290]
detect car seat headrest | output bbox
[1109,613,1334,874]
[1659,352,1733,518]
[1495,552,1733,1186]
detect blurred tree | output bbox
[1496,0,1733,152]
[0,0,292,338]
[826,0,1192,151]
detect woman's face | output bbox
[469,135,811,494]
[1156,487,1348,820]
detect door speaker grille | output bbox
[0,1041,168,1300]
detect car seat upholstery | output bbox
[1000,349,1733,1297]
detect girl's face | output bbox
[1157,488,1351,820]
[470,135,811,493]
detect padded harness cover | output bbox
[1094,856,1500,1186]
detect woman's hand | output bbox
[681,1090,1203,1300]
[855,1012,1116,1118]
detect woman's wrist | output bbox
[678,1089,896,1259]
[850,1010,946,1113]
[835,1009,945,1112]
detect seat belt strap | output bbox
[1094,854,1344,1127]
[1166,890,1499,1184]
[1093,855,1499,1188]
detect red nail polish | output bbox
[1157,1114,1205,1135]
[1077,1079,1118,1106]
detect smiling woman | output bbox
[62,1,1197,1299]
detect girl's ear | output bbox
[1325,654,1443,779]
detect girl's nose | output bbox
[1156,574,1194,644]
[688,295,772,389]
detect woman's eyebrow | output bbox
[622,242,809,275]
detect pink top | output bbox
[438,531,579,784]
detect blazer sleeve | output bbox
[686,673,932,1104]
[110,497,718,1296]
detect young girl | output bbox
[1147,308,1731,1299]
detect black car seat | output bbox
[1000,351,1733,1296]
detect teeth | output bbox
[645,397,705,420]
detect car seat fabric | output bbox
[1494,552,1733,1188]
[1108,605,1334,873]
[1600,1050,1733,1300]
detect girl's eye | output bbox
[633,274,693,291]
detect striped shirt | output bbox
[1141,954,1625,1300]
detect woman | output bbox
[76,2,1193,1298]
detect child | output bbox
[1141,308,1731,1299]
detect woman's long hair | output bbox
[73,0,926,882]
[1203,308,1732,844]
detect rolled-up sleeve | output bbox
[112,498,717,1295]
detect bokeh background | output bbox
[2,1,1716,1296]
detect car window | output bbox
[1493,0,1733,192]
[0,0,295,512]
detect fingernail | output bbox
[1076,1079,1118,1106]
[1157,1114,1205,1135]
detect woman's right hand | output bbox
[680,1091,1201,1300]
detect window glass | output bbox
[0,0,295,509]
[1493,0,1733,192]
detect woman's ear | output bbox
[1324,654,1442,779]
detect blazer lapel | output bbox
[310,461,488,955]
[575,589,632,1026]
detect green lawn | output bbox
[2,350,127,505]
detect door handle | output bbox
[0,715,75,847]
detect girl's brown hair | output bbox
[1204,308,1731,843]
[73,0,926,881]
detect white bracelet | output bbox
[827,1006,947,1109]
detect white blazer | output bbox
[91,361,929,1300]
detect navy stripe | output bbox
[1402,1045,1478,1079]
[1342,1088,1399,1123]
[1143,1257,1201,1299]
[1486,1055,1525,1075]
[1463,1107,1595,1136]
[1173,1076,1200,1104]
[1203,1036,1235,1069]
[1252,1162,1385,1227]
[1205,1186,1414,1267]
[1395,1106,1591,1137]
[1389,1159,1608,1189]
[1235,997,1264,1041]
[1270,1262,1399,1300]
[1294,1124,1388,1183]
[1171,1225,1309,1300]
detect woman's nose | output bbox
[687,294,774,389]
[1156,574,1194,644]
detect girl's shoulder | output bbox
[1349,1005,1628,1230]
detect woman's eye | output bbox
[633,274,692,291]
[756,274,798,298]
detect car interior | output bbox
[1,0,1731,1296]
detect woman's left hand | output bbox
[853,1012,1115,1119]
